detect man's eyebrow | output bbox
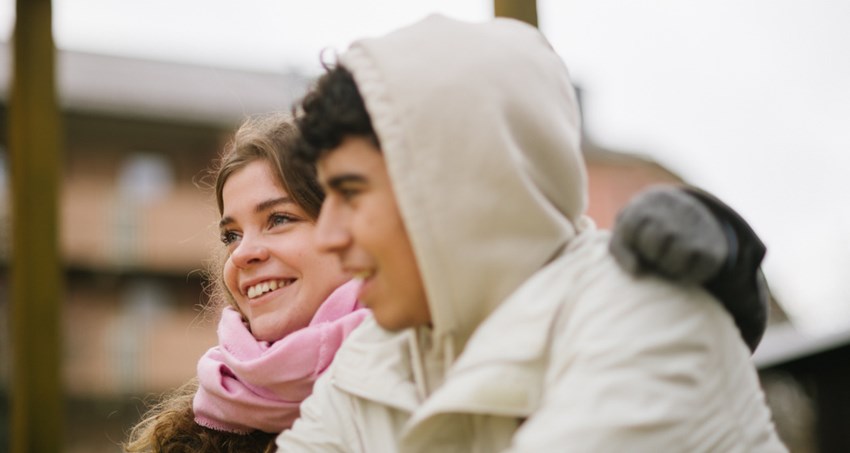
[324,174,367,191]
[218,197,294,228]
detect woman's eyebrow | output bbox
[254,196,294,213]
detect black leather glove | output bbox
[610,184,769,352]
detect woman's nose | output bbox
[230,234,270,268]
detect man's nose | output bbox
[314,200,351,255]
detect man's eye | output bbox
[339,187,360,202]
[220,231,240,245]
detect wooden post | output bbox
[494,0,538,28]
[8,0,64,451]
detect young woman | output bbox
[125,113,368,452]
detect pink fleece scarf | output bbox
[193,279,367,434]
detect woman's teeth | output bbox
[246,279,291,299]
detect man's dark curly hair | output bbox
[294,64,380,164]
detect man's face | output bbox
[315,136,430,331]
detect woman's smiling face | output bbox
[219,159,349,342]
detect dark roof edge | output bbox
[753,322,850,369]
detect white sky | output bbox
[2,0,849,334]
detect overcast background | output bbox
[2,0,849,335]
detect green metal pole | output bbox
[9,0,64,451]
[494,0,538,28]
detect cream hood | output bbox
[340,15,587,351]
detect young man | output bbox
[279,15,784,452]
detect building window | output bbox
[110,278,170,393]
[117,152,175,204]
[111,152,175,267]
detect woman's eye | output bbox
[269,213,298,228]
[220,231,240,245]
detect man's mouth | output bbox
[246,279,294,299]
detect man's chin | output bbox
[372,311,412,332]
[373,310,433,333]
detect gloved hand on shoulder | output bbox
[609,184,769,352]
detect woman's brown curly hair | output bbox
[124,379,277,453]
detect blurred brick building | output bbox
[0,45,312,451]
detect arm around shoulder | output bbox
[610,184,770,352]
